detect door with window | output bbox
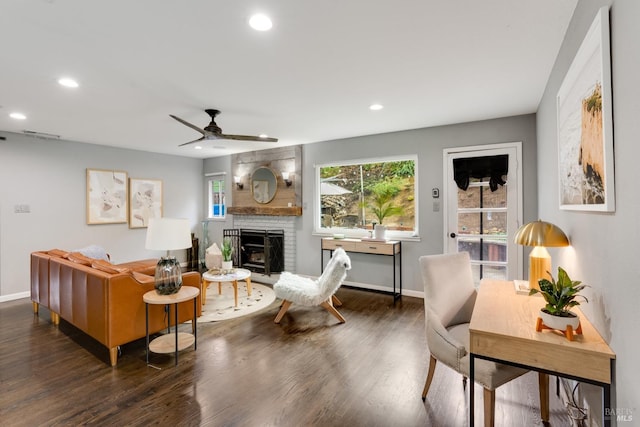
[444,144,522,285]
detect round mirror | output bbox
[251,167,278,204]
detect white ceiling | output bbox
[0,0,577,159]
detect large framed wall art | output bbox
[86,168,128,224]
[557,6,615,212]
[128,178,163,228]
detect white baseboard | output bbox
[0,291,30,303]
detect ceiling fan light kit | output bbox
[170,109,278,147]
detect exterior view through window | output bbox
[207,175,226,219]
[317,157,417,237]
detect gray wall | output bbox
[202,115,537,295]
[299,115,538,294]
[536,0,638,420]
[0,132,203,298]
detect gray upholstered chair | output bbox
[419,252,547,427]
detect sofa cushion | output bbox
[91,259,130,274]
[73,245,110,261]
[48,248,70,258]
[66,252,93,266]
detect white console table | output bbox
[320,237,402,300]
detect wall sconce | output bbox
[515,220,570,291]
[282,171,292,187]
[234,175,243,190]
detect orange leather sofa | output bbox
[31,250,201,366]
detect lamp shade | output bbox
[514,220,569,247]
[145,218,192,251]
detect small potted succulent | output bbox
[529,267,588,332]
[221,237,234,271]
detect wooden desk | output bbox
[469,280,616,426]
[321,237,402,300]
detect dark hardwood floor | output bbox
[0,286,571,426]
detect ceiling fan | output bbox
[170,109,278,146]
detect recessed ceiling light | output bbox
[249,13,273,31]
[58,77,79,88]
[259,134,269,139]
[369,104,384,111]
[194,145,202,150]
[10,112,26,120]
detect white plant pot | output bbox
[221,260,233,271]
[539,309,580,331]
[374,224,387,240]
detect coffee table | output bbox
[202,268,252,307]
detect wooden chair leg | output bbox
[332,295,342,306]
[538,372,549,422]
[483,388,495,427]
[422,354,437,400]
[274,300,292,323]
[320,301,346,323]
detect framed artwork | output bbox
[86,169,128,224]
[129,178,163,228]
[557,7,615,212]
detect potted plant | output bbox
[221,237,233,271]
[529,267,588,333]
[366,181,403,239]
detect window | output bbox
[206,173,226,219]
[315,156,418,238]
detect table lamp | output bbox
[145,218,192,295]
[514,220,569,291]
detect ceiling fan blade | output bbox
[178,136,206,147]
[169,114,207,136]
[219,133,278,142]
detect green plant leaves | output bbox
[528,267,587,316]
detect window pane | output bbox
[457,237,507,262]
[207,177,225,219]
[457,181,507,209]
[457,211,507,236]
[318,158,416,234]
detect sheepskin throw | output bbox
[274,247,351,306]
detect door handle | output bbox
[450,232,456,238]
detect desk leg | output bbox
[604,382,611,427]
[469,353,475,427]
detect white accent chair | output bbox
[419,252,548,427]
[273,247,351,324]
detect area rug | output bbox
[197,281,276,322]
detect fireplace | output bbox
[224,229,284,275]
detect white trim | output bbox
[443,142,523,280]
[342,280,424,299]
[0,291,29,303]
[314,155,419,238]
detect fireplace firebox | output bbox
[223,229,284,275]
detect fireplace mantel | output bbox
[227,206,302,216]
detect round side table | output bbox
[143,286,199,366]
[202,268,252,307]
